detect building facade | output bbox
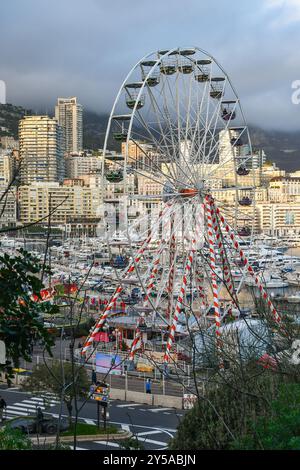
[65,151,101,178]
[0,185,16,228]
[18,181,102,226]
[55,97,83,154]
[19,115,64,184]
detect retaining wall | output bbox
[111,387,183,409]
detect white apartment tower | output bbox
[55,97,83,154]
[19,115,64,184]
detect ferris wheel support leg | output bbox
[204,196,222,354]
[208,196,237,305]
[164,245,196,363]
[129,328,142,361]
[164,214,203,363]
[213,201,282,326]
[82,205,171,355]
[167,211,176,321]
[143,244,164,306]
[195,269,207,312]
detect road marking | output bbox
[25,398,59,406]
[74,446,88,451]
[41,393,59,399]
[117,403,140,408]
[137,437,168,446]
[5,409,28,416]
[94,441,120,448]
[121,424,130,431]
[6,405,32,411]
[137,430,163,437]
[22,400,44,406]
[14,402,44,409]
[84,419,96,425]
[149,408,174,413]
[27,398,47,403]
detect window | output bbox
[285,211,295,225]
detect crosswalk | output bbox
[4,393,60,421]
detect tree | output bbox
[0,426,32,450]
[0,249,58,380]
[169,365,282,450]
[22,361,90,426]
[231,382,300,450]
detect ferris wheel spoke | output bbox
[160,73,199,187]
[203,81,228,167]
[188,77,211,167]
[145,85,182,183]
[131,109,196,189]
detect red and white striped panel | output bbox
[204,195,222,340]
[195,269,207,311]
[129,328,142,361]
[213,200,282,325]
[207,196,236,303]
[167,212,176,320]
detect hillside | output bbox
[249,126,300,172]
[0,103,31,138]
[82,113,300,171]
[1,103,300,171]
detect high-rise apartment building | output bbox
[19,116,64,184]
[55,97,83,154]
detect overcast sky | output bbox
[1,0,300,130]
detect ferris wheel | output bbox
[83,47,281,362]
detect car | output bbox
[8,416,69,435]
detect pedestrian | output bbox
[36,406,44,434]
[0,396,7,423]
[145,378,152,394]
[91,368,97,384]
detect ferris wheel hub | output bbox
[178,188,199,198]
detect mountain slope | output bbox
[1,104,300,171]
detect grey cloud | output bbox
[1,0,300,130]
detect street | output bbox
[0,387,185,450]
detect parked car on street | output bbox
[8,416,69,435]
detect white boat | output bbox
[246,272,288,289]
[287,293,300,303]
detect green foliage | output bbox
[119,437,144,450]
[22,361,90,424]
[39,442,71,450]
[62,423,118,436]
[0,249,58,377]
[169,368,280,450]
[0,426,32,450]
[231,383,300,450]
